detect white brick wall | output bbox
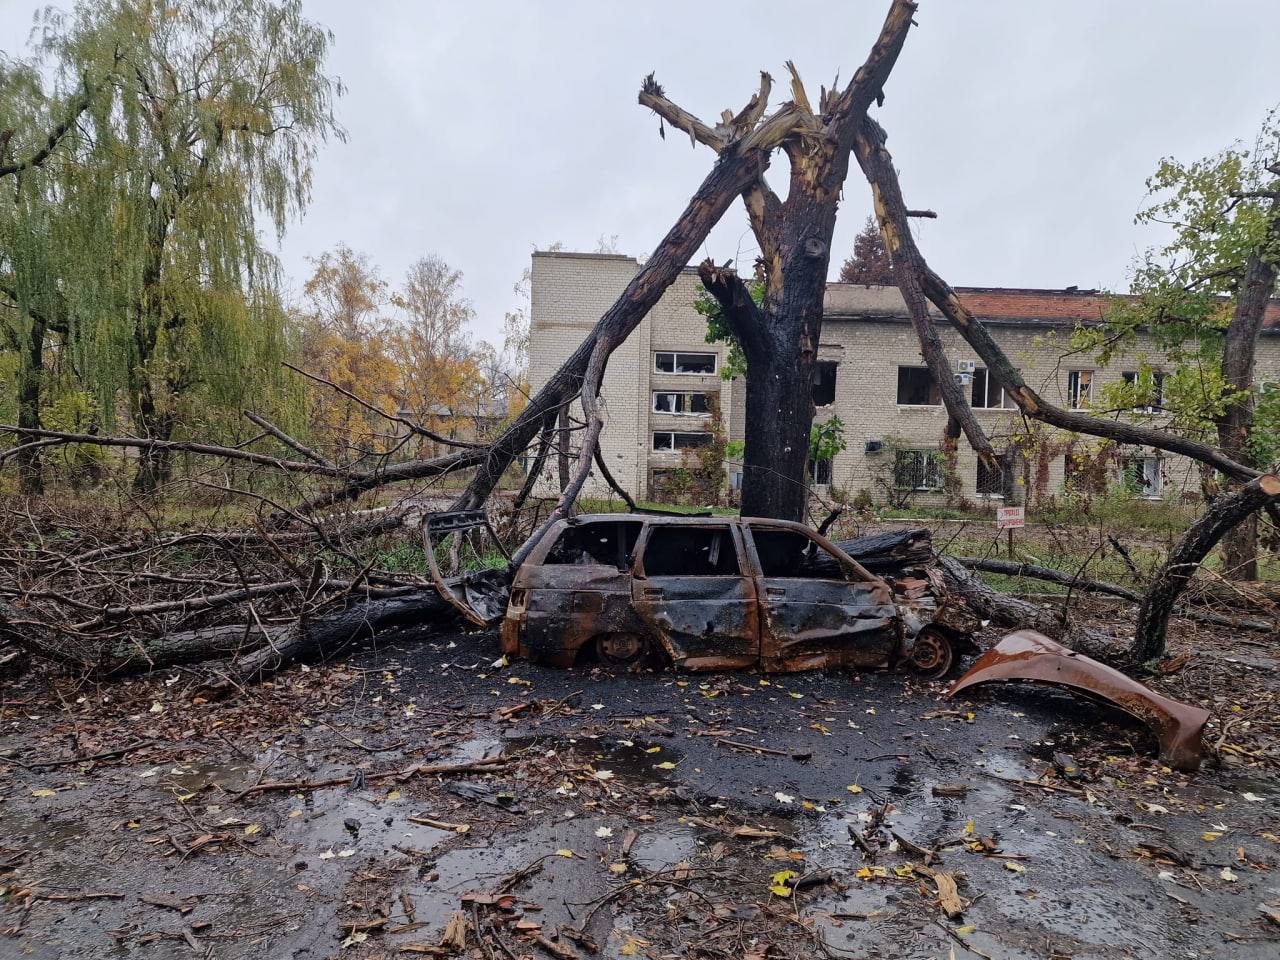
[529,251,1280,505]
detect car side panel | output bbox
[757,578,901,671]
[631,574,759,670]
[501,564,641,667]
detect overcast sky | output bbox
[2,1,1276,350]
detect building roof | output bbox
[535,250,1280,334]
[824,281,1280,333]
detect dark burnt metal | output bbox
[422,510,510,627]
[501,514,943,674]
[947,630,1211,772]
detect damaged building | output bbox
[527,250,1280,505]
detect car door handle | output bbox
[765,586,786,598]
[642,587,664,599]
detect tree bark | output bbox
[556,406,571,493]
[1217,194,1280,580]
[934,556,1118,660]
[450,108,779,517]
[16,310,46,495]
[662,3,918,521]
[851,118,995,467]
[1132,474,1280,664]
[955,556,1273,633]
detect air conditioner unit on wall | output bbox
[955,372,971,386]
[959,360,976,373]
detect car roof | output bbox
[564,513,813,529]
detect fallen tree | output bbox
[954,556,1275,634]
[849,108,1280,665]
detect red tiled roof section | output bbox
[953,286,1280,331]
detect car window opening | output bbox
[752,528,841,578]
[643,526,740,576]
[545,520,642,568]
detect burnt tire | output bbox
[593,632,652,668]
[906,626,955,679]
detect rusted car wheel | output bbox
[594,633,651,667]
[906,627,954,679]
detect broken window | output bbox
[1120,456,1163,498]
[893,449,944,491]
[896,366,941,405]
[642,526,740,576]
[544,520,643,568]
[655,351,717,375]
[750,528,842,579]
[653,432,712,451]
[652,391,711,415]
[1122,370,1165,412]
[1067,370,1093,409]
[976,453,1012,497]
[970,368,1013,408]
[813,362,837,407]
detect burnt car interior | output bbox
[751,527,844,579]
[544,520,642,569]
[641,526,740,577]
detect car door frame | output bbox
[629,519,760,670]
[743,520,901,672]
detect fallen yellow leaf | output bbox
[769,870,798,897]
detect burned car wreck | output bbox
[499,514,958,675]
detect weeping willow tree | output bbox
[0,16,119,493]
[0,0,343,492]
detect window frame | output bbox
[652,390,711,416]
[975,453,1012,498]
[813,361,838,407]
[896,365,942,407]
[654,351,718,376]
[808,457,833,486]
[892,449,945,491]
[970,367,1013,409]
[1120,455,1164,500]
[637,522,743,578]
[1121,370,1166,413]
[1067,369,1093,410]
[652,431,713,451]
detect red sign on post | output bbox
[995,506,1025,530]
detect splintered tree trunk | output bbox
[739,145,846,521]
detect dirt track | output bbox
[2,624,1278,959]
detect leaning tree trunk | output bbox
[1217,194,1279,580]
[450,139,776,516]
[852,119,995,469]
[1133,474,1280,665]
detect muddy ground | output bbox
[2,617,1278,960]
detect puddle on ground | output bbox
[153,758,260,795]
[503,734,684,784]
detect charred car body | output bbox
[500,514,954,674]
